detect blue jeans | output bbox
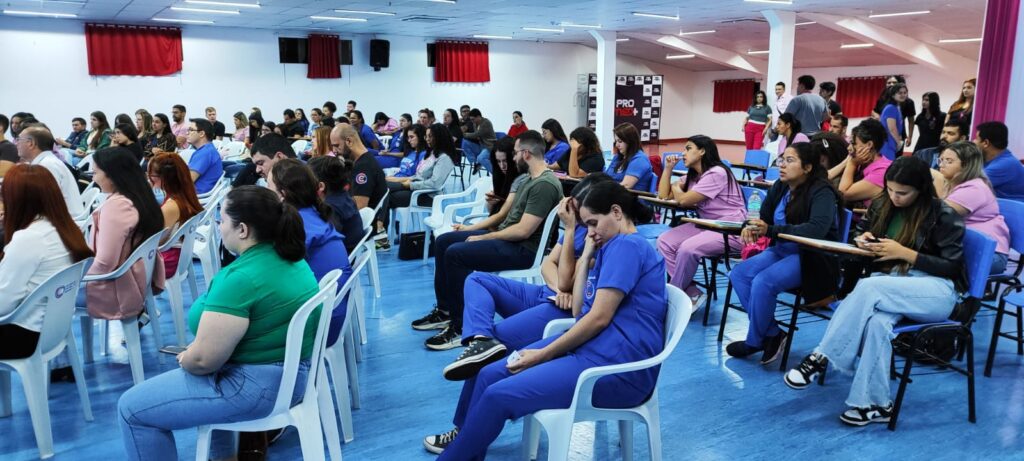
[461,273,572,349]
[434,231,535,332]
[461,139,492,173]
[992,252,1009,275]
[728,244,801,347]
[816,270,955,408]
[118,361,309,461]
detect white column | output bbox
[1006,3,1024,156]
[763,10,796,108]
[590,30,617,150]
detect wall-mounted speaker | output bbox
[278,37,307,63]
[339,39,353,65]
[427,43,436,67]
[370,39,390,71]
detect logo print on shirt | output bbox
[585,276,596,300]
[355,172,368,185]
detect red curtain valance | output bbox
[713,79,757,113]
[85,23,182,76]
[307,34,341,79]
[836,76,888,118]
[434,41,490,83]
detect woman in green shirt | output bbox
[117,186,321,461]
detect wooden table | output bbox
[778,233,874,258]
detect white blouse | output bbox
[0,218,74,332]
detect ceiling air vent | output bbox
[402,15,450,23]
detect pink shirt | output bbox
[171,121,189,148]
[947,178,1011,254]
[685,166,747,221]
[858,155,893,208]
[233,127,247,142]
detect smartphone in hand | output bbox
[159,345,187,355]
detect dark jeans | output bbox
[385,181,433,234]
[433,230,535,331]
[0,323,40,359]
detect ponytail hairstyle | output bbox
[778,113,802,146]
[308,155,352,195]
[578,180,655,225]
[269,158,333,223]
[223,186,306,261]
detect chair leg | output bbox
[99,320,108,357]
[646,402,663,461]
[326,346,354,443]
[618,420,634,461]
[779,301,801,372]
[543,422,572,461]
[167,278,188,347]
[0,370,11,417]
[186,264,201,300]
[368,243,382,298]
[145,294,166,365]
[522,416,541,461]
[194,426,213,461]
[1017,306,1023,355]
[966,332,977,423]
[65,332,94,421]
[344,331,361,408]
[717,282,734,343]
[296,410,327,461]
[121,318,146,386]
[80,316,94,364]
[318,373,344,461]
[19,360,55,459]
[888,351,916,431]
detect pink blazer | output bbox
[86,194,166,320]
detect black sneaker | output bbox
[784,353,829,389]
[725,341,763,358]
[760,331,789,365]
[423,427,459,454]
[443,338,508,381]
[839,404,893,426]
[412,307,450,331]
[375,239,391,251]
[425,326,462,351]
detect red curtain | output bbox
[307,34,341,79]
[85,24,182,76]
[435,41,490,83]
[973,0,1019,131]
[712,79,756,113]
[836,76,888,118]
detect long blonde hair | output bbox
[311,126,332,158]
[948,78,976,113]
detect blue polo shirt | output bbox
[189,143,223,194]
[544,141,570,165]
[985,150,1024,201]
[358,124,378,149]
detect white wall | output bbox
[685,64,970,144]
[0,17,594,137]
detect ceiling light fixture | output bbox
[424,0,456,3]
[795,21,816,26]
[3,9,76,18]
[561,22,601,29]
[747,49,769,55]
[868,10,930,18]
[616,38,630,42]
[840,43,874,49]
[473,34,512,39]
[632,12,678,20]
[744,0,792,5]
[666,53,695,59]
[522,27,563,33]
[184,0,259,8]
[938,37,983,43]
[170,7,240,14]
[333,9,395,16]
[678,29,715,35]
[36,0,86,5]
[310,16,368,22]
[153,17,214,24]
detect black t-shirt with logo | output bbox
[350,150,387,209]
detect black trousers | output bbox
[386,181,434,233]
[0,324,41,359]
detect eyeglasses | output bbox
[938,157,959,165]
[776,157,799,166]
[186,128,198,133]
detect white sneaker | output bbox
[689,293,708,314]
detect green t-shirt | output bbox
[498,170,563,252]
[187,243,321,364]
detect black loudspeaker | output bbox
[339,39,353,65]
[370,39,390,71]
[278,37,307,63]
[427,43,436,67]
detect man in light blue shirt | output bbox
[187,118,224,194]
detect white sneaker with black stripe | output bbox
[839,404,893,426]
[423,427,459,454]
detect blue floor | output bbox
[2,249,1024,460]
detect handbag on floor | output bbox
[399,231,435,260]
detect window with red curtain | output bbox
[85,24,182,76]
[712,79,757,113]
[836,76,888,118]
[434,41,490,83]
[307,34,341,79]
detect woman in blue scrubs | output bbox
[424,180,667,460]
[541,118,570,168]
[606,123,655,192]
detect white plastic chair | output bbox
[495,207,560,284]
[211,139,223,150]
[178,148,195,164]
[195,269,342,461]
[521,284,692,461]
[322,250,371,448]
[159,213,204,347]
[291,139,310,154]
[72,187,102,222]
[77,231,164,385]
[364,191,388,298]
[197,174,227,206]
[0,260,93,460]
[417,177,493,261]
[220,141,246,161]
[193,186,230,290]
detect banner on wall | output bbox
[587,73,663,142]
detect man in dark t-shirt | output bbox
[331,124,387,231]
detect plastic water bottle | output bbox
[746,193,763,221]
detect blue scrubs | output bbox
[544,141,570,165]
[461,226,587,348]
[441,232,667,461]
[388,130,404,152]
[727,190,801,347]
[358,123,379,149]
[298,207,353,347]
[394,150,425,178]
[606,151,655,192]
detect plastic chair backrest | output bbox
[0,259,91,356]
[371,189,389,217]
[496,132,507,140]
[531,207,561,267]
[268,269,341,416]
[997,199,1024,253]
[963,229,996,300]
[160,213,204,278]
[741,186,765,208]
[838,208,853,243]
[291,140,309,153]
[765,167,780,181]
[744,150,770,168]
[721,159,732,168]
[80,187,101,213]
[223,141,246,159]
[358,207,375,233]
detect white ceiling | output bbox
[1,0,986,71]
